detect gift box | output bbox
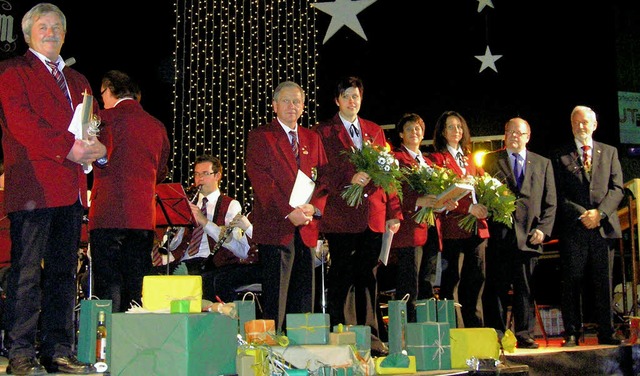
[318,365,354,376]
[236,347,268,376]
[415,299,437,323]
[437,299,456,329]
[450,328,500,369]
[245,319,278,346]
[387,297,409,354]
[110,312,237,375]
[333,324,371,354]
[374,354,417,374]
[77,300,112,365]
[142,275,202,313]
[286,313,330,345]
[329,332,356,346]
[406,322,451,371]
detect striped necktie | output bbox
[289,130,299,165]
[582,145,591,173]
[187,197,208,256]
[46,60,71,106]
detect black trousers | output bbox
[440,236,487,328]
[6,201,83,359]
[261,229,314,332]
[90,228,155,312]
[560,229,615,339]
[484,236,538,339]
[325,229,387,349]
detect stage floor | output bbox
[0,337,635,375]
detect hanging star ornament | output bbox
[475,46,502,73]
[477,0,494,13]
[313,0,377,44]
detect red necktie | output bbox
[46,60,72,106]
[582,145,591,173]
[187,197,208,256]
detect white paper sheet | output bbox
[378,229,394,265]
[67,103,93,174]
[289,169,315,207]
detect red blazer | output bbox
[89,100,170,230]
[246,119,328,247]
[391,147,444,250]
[0,51,95,212]
[313,114,402,233]
[426,150,489,239]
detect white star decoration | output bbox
[475,46,502,73]
[313,0,377,44]
[477,0,494,13]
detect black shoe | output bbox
[370,346,389,358]
[39,355,96,374]
[516,337,539,349]
[561,334,579,347]
[598,335,622,346]
[6,356,47,375]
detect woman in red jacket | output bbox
[426,110,489,328]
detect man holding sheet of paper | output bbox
[246,81,328,332]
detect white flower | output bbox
[383,165,391,172]
[377,156,386,165]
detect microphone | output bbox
[64,57,76,67]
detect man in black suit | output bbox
[482,117,557,349]
[552,105,624,346]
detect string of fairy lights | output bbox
[171,0,318,209]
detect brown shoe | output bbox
[6,357,47,375]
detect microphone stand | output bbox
[155,193,177,276]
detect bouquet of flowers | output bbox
[341,141,403,208]
[458,172,516,233]
[402,164,457,226]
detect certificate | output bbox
[289,170,315,208]
[433,183,474,212]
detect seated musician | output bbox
[155,154,261,302]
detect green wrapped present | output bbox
[387,295,409,354]
[406,322,451,371]
[286,313,330,345]
[332,324,371,353]
[415,298,437,323]
[437,299,456,329]
[111,312,238,375]
[234,298,256,338]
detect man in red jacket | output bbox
[0,3,106,374]
[313,76,402,356]
[89,70,170,313]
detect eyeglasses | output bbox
[194,171,216,178]
[507,130,528,137]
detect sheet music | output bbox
[289,169,315,208]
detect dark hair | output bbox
[432,110,472,154]
[393,113,425,148]
[101,70,141,101]
[334,76,363,100]
[195,154,222,174]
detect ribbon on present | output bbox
[245,319,288,346]
[406,324,447,369]
[287,313,329,333]
[238,335,293,374]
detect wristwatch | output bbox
[598,210,607,220]
[313,206,322,219]
[96,156,108,166]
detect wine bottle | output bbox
[96,311,107,363]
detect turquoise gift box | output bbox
[332,324,371,355]
[406,322,451,371]
[110,312,238,375]
[286,313,330,345]
[387,297,409,354]
[416,298,457,329]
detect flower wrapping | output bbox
[401,164,457,226]
[458,173,516,233]
[341,141,403,207]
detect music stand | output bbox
[155,183,197,275]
